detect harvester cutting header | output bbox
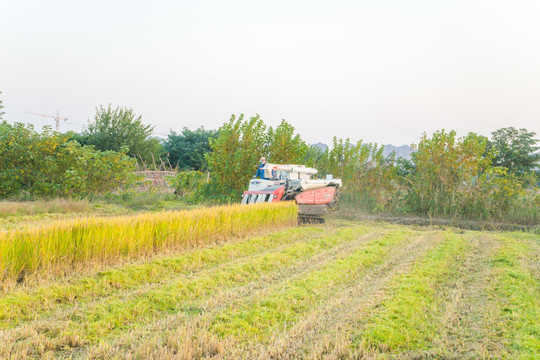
[241,160,342,223]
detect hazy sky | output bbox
[1,0,539,145]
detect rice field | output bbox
[0,216,538,359]
[0,203,297,286]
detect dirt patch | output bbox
[335,211,540,233]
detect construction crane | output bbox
[26,110,68,131]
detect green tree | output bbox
[0,121,138,198]
[303,144,329,172]
[79,104,161,164]
[323,137,398,211]
[267,120,307,163]
[163,127,217,170]
[205,114,266,199]
[0,92,4,121]
[488,127,539,175]
[326,137,365,180]
[406,130,493,216]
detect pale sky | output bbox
[1,0,539,146]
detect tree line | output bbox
[202,115,539,224]
[0,99,538,224]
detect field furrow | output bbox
[1,220,538,360]
[0,226,324,327]
[482,233,539,359]
[2,224,375,358]
[71,224,390,359]
[75,225,419,359]
[249,230,441,359]
[431,233,502,358]
[349,231,471,356]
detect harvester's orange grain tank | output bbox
[295,186,336,205]
[295,186,339,223]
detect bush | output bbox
[404,130,492,217]
[168,170,207,203]
[0,121,139,198]
[402,130,539,224]
[331,129,539,225]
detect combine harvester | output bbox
[241,164,342,223]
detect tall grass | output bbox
[0,202,297,284]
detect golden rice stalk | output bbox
[0,202,297,284]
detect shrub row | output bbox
[0,121,139,198]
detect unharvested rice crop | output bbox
[0,202,297,284]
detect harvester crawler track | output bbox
[298,215,325,224]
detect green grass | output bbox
[487,234,539,359]
[210,229,414,340]
[356,231,470,352]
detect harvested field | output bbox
[0,220,538,359]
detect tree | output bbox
[163,127,217,170]
[0,121,138,198]
[267,120,307,163]
[488,127,539,175]
[79,104,161,164]
[303,144,329,172]
[406,130,494,216]
[0,92,5,121]
[205,114,267,199]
